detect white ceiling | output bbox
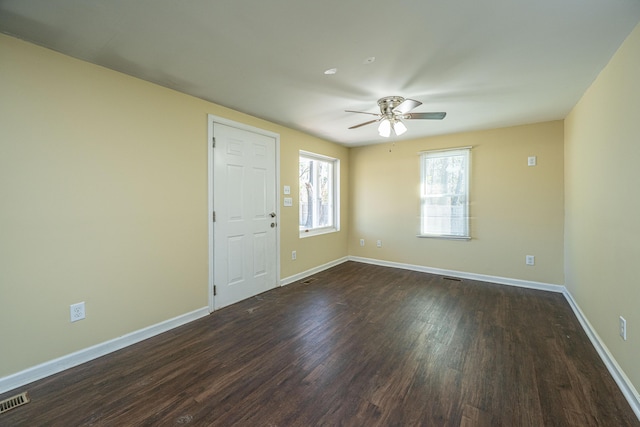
[2,0,640,146]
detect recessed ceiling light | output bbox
[324,68,337,75]
[363,57,375,64]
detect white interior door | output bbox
[210,120,278,309]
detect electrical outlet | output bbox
[376,240,382,248]
[620,316,627,341]
[292,250,296,260]
[70,302,85,322]
[525,255,535,265]
[360,239,365,247]
[528,156,537,166]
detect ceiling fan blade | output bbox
[348,119,379,129]
[404,112,447,120]
[392,98,422,114]
[345,110,380,117]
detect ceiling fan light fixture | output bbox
[393,120,407,136]
[378,119,392,137]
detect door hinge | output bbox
[212,137,216,148]
[212,211,216,222]
[213,285,217,296]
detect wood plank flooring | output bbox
[1,261,638,426]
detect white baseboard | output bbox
[563,290,640,420]
[280,256,349,286]
[348,256,565,293]
[0,307,210,395]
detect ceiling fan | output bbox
[346,96,446,137]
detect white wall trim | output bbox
[207,115,215,313]
[0,307,209,395]
[280,256,349,286]
[348,256,565,293]
[563,290,640,420]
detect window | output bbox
[299,151,339,236]
[420,147,470,239]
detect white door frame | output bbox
[207,114,281,313]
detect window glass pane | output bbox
[299,152,339,235]
[420,149,469,238]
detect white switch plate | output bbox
[525,255,535,265]
[284,197,293,207]
[283,185,291,195]
[528,156,537,166]
[620,316,627,340]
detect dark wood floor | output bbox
[1,262,638,426]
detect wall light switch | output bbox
[284,197,293,207]
[528,156,537,166]
[620,316,627,341]
[283,185,291,195]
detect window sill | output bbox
[300,227,339,238]
[416,234,471,241]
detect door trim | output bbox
[207,114,281,313]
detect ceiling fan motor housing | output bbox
[378,96,405,117]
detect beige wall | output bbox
[349,121,564,284]
[0,34,349,377]
[565,22,640,393]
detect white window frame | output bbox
[419,147,471,240]
[299,151,340,237]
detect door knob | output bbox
[271,222,276,228]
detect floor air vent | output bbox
[302,277,317,285]
[0,392,30,414]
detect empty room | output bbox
[1,1,639,425]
